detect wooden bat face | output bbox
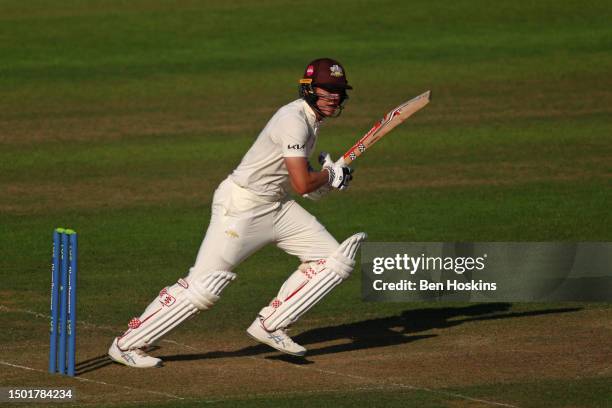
[340,90,431,165]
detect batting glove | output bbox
[320,151,353,190]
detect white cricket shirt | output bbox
[229,99,320,200]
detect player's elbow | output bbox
[292,181,309,195]
[289,176,312,195]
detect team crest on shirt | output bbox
[330,64,344,77]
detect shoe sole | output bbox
[246,329,307,357]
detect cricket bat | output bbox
[338,90,431,165]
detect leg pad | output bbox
[259,232,366,331]
[117,271,236,350]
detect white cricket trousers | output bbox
[114,178,342,349]
[188,177,339,279]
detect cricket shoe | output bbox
[246,317,306,356]
[108,337,163,368]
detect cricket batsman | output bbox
[108,58,366,367]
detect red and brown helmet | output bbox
[300,58,352,91]
[299,58,351,118]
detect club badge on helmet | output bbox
[299,58,352,118]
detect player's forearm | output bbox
[290,170,329,195]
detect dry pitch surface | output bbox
[2,303,611,407]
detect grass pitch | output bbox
[1,1,611,407]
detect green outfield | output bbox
[1,1,611,407]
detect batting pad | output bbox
[117,271,236,350]
[261,232,366,331]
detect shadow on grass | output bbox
[160,303,581,365]
[75,354,114,376]
[75,345,162,375]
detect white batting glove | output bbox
[318,151,334,168]
[320,151,353,190]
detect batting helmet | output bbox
[299,58,351,118]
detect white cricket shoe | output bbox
[108,337,163,368]
[246,317,307,356]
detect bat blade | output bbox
[340,90,431,165]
